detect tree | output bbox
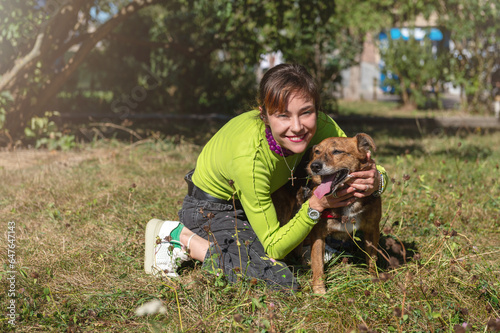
[433,0,499,113]
[380,33,449,110]
[378,0,499,112]
[265,0,394,112]
[75,0,392,117]
[0,0,159,146]
[0,0,401,146]
[0,0,310,145]
[53,1,267,119]
[140,0,270,115]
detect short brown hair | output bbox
[258,64,320,116]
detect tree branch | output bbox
[0,0,92,91]
[34,0,160,114]
[3,0,161,139]
[0,33,44,91]
[106,33,193,57]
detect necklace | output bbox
[265,127,294,157]
[264,127,298,185]
[283,154,299,186]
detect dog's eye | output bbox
[332,149,343,155]
[314,149,320,154]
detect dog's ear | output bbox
[355,133,376,153]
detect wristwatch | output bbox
[307,207,321,221]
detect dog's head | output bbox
[307,133,376,198]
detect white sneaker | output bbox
[144,219,190,277]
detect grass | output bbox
[337,99,470,118]
[1,126,499,332]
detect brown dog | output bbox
[273,133,381,294]
[306,133,381,294]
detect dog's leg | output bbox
[310,225,327,294]
[363,202,381,274]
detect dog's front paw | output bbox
[297,186,312,204]
[312,284,326,295]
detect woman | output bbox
[144,64,387,291]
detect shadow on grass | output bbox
[433,146,493,160]
[285,233,419,276]
[331,234,418,271]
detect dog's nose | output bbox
[310,161,322,173]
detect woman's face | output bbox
[264,92,317,155]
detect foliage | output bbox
[0,91,12,129]
[380,34,449,110]
[134,0,265,114]
[380,0,500,113]
[0,127,499,332]
[0,0,160,145]
[1,0,396,146]
[267,0,393,112]
[66,0,393,117]
[1,0,498,146]
[24,111,76,150]
[57,1,268,117]
[433,0,500,113]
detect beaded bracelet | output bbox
[372,171,385,197]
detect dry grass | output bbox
[1,131,499,332]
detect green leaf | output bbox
[19,269,28,278]
[24,127,35,138]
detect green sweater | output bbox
[192,110,387,259]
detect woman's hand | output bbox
[345,152,380,198]
[309,188,357,212]
[308,152,380,211]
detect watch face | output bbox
[308,208,320,220]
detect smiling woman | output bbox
[143,63,388,291]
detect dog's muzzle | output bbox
[313,168,350,199]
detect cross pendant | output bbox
[289,173,297,186]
